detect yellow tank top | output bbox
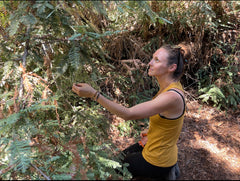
[142,81,185,167]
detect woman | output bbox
[72,43,189,179]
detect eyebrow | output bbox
[153,54,159,59]
[152,56,159,61]
[154,55,161,60]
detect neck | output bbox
[156,75,177,93]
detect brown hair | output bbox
[161,42,191,80]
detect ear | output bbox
[168,63,177,73]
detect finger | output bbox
[75,83,83,87]
[73,84,82,89]
[72,86,79,93]
[72,85,77,91]
[72,83,78,88]
[140,133,147,138]
[72,87,77,94]
[72,83,80,88]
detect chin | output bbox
[148,71,156,76]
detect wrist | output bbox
[92,90,98,99]
[92,91,101,101]
[95,92,100,101]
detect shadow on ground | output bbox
[177,101,240,180]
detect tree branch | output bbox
[0,164,15,175]
[30,163,51,180]
[19,27,30,101]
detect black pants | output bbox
[121,143,175,179]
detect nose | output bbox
[148,59,154,66]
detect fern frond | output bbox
[97,156,121,169]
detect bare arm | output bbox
[72,83,183,121]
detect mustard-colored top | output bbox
[142,81,185,167]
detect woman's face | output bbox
[148,48,170,77]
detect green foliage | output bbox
[199,85,225,109]
[8,140,32,173]
[116,120,133,137]
[197,27,240,110]
[0,1,136,179]
[0,0,239,180]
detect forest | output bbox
[0,0,239,180]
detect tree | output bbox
[0,0,239,180]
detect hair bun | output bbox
[178,42,192,60]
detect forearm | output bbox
[72,83,133,120]
[96,93,132,120]
[94,91,173,121]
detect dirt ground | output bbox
[109,99,240,180]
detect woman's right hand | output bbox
[72,83,97,98]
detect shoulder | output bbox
[154,88,184,106]
[167,88,185,98]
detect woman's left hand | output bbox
[72,83,96,98]
[138,129,148,147]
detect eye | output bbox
[155,58,160,62]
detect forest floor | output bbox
[108,98,240,180]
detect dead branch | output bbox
[0,164,15,175]
[19,27,30,100]
[121,59,147,69]
[42,44,52,80]
[58,136,88,180]
[120,59,147,83]
[30,163,51,180]
[32,35,69,41]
